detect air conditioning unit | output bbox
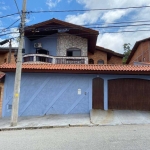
[34,43,42,48]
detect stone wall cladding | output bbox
[129,41,150,64]
[57,33,88,56]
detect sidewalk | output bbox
[90,109,150,125]
[0,114,92,130]
[0,110,150,130]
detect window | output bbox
[89,59,94,64]
[36,49,49,55]
[67,49,81,57]
[97,59,104,64]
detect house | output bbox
[126,37,150,64]
[0,47,17,64]
[88,46,123,64]
[0,18,150,118]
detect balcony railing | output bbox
[23,54,88,64]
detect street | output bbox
[0,125,150,150]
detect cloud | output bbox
[67,0,72,3]
[0,28,19,47]
[65,0,150,53]
[65,11,102,25]
[46,0,61,9]
[101,10,127,23]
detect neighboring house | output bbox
[88,46,123,64]
[1,18,150,118]
[0,47,17,64]
[126,37,150,64]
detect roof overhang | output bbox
[25,18,99,53]
[96,46,124,58]
[1,63,150,75]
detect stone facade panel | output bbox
[57,33,88,56]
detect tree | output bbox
[123,43,131,64]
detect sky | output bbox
[0,0,150,54]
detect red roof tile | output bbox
[0,63,150,73]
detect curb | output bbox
[0,124,96,131]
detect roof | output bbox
[96,46,124,58]
[126,37,150,64]
[25,18,99,35]
[0,47,18,53]
[1,63,150,75]
[25,18,99,53]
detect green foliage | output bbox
[123,43,131,64]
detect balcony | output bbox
[23,54,88,64]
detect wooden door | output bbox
[92,77,104,109]
[108,78,150,111]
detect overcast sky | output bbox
[0,0,150,54]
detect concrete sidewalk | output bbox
[0,114,91,130]
[90,109,150,125]
[0,110,150,130]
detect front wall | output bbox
[107,55,123,64]
[129,41,150,64]
[88,50,107,64]
[0,83,4,117]
[2,73,92,117]
[0,52,16,65]
[24,34,58,56]
[57,33,88,56]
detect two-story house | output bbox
[1,18,150,118]
[126,37,150,65]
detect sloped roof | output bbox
[96,46,124,58]
[1,63,150,75]
[126,37,150,64]
[25,18,99,34]
[25,18,99,53]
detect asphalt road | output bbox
[0,125,150,150]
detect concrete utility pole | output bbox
[8,39,12,63]
[11,0,27,126]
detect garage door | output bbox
[92,77,104,109]
[108,78,150,111]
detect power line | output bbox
[28,5,150,13]
[13,0,21,18]
[0,32,19,37]
[0,13,19,19]
[0,19,20,33]
[0,5,150,19]
[23,23,150,32]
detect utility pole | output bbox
[11,0,27,126]
[8,39,12,63]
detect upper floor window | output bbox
[67,48,81,57]
[36,49,49,55]
[97,59,104,64]
[89,59,94,64]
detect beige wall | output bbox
[88,50,107,64]
[129,41,150,64]
[108,55,123,64]
[0,52,15,65]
